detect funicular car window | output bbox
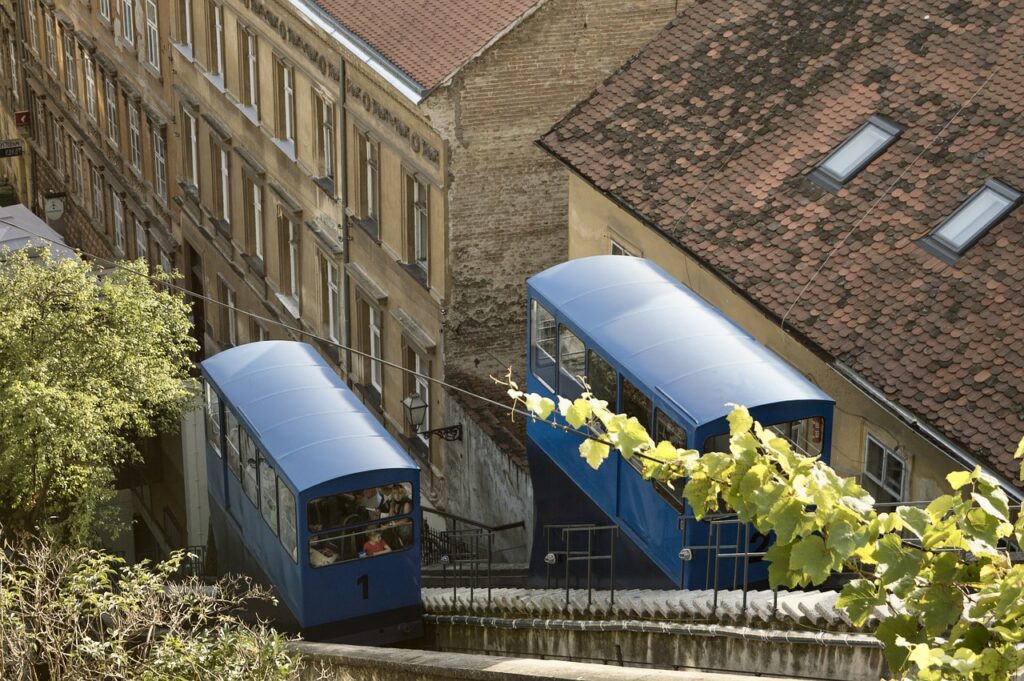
[531,300,557,389]
[702,416,824,458]
[307,482,414,568]
[587,350,617,410]
[204,383,221,456]
[225,408,241,479]
[558,325,585,399]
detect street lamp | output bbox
[402,393,462,442]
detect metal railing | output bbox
[421,507,524,607]
[543,523,619,607]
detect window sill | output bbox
[354,216,380,243]
[275,292,300,319]
[241,253,264,277]
[237,103,260,127]
[204,72,226,92]
[210,217,231,239]
[354,383,383,413]
[399,261,428,289]
[312,176,336,198]
[273,137,296,161]
[172,43,194,63]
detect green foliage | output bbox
[0,249,197,542]
[504,378,1024,681]
[0,537,301,680]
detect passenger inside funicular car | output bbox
[307,483,414,566]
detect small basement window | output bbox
[920,179,1021,263]
[809,115,903,192]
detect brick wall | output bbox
[438,0,681,396]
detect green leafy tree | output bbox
[0,249,197,542]
[0,537,302,680]
[505,378,1024,681]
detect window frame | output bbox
[530,299,557,390]
[127,100,141,170]
[44,12,56,73]
[83,53,97,122]
[920,179,1022,264]
[151,123,167,200]
[181,106,198,187]
[369,305,382,394]
[121,0,135,45]
[62,32,77,96]
[144,0,160,71]
[104,75,118,146]
[862,434,907,506]
[809,115,903,192]
[319,251,339,342]
[112,191,125,254]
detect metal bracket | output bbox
[421,424,462,442]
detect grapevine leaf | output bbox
[616,418,652,460]
[1015,434,1024,462]
[789,534,832,585]
[971,489,1010,523]
[918,583,963,637]
[524,393,555,420]
[579,438,610,469]
[876,534,923,585]
[726,405,753,437]
[565,399,592,429]
[768,496,806,545]
[764,542,800,589]
[826,519,864,558]
[896,506,931,540]
[947,470,974,491]
[875,614,922,674]
[836,578,885,627]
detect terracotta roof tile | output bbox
[311,0,541,90]
[542,0,1024,485]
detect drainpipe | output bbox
[339,58,353,386]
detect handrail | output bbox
[422,506,524,534]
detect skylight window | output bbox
[809,115,903,192]
[921,179,1021,263]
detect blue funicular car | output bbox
[201,341,422,643]
[525,256,835,589]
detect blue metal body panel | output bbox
[201,342,421,640]
[525,257,835,587]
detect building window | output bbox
[274,58,294,146]
[44,12,56,73]
[210,138,227,222]
[83,53,97,122]
[145,1,159,71]
[249,318,267,342]
[208,2,224,78]
[121,0,135,45]
[52,123,66,176]
[134,217,147,261]
[277,209,298,299]
[406,174,428,275]
[104,75,118,146]
[127,101,141,170]
[112,193,125,254]
[809,115,902,192]
[243,177,263,259]
[218,276,237,346]
[407,347,429,446]
[921,179,1022,263]
[863,435,905,506]
[70,143,83,198]
[27,0,38,53]
[318,252,338,341]
[99,0,111,20]
[368,305,382,394]
[181,107,198,188]
[8,38,19,103]
[159,248,172,275]
[151,125,167,200]
[176,0,193,49]
[90,165,105,224]
[610,239,636,256]
[240,27,258,116]
[314,94,334,189]
[62,33,77,96]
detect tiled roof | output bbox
[541,0,1024,484]
[311,0,542,90]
